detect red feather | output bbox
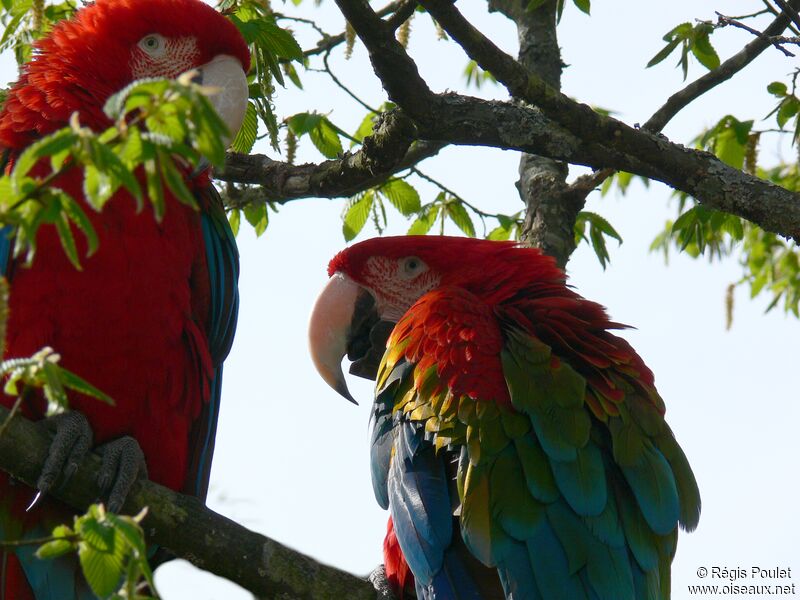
[383,517,415,599]
[0,0,247,595]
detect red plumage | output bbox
[383,518,414,600]
[0,1,248,596]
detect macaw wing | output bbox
[373,352,494,600]
[184,182,239,500]
[373,287,699,600]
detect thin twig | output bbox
[716,12,795,56]
[297,0,414,60]
[322,50,378,113]
[273,12,330,40]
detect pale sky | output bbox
[5,1,800,599]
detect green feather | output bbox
[461,461,511,565]
[490,447,546,540]
[550,442,607,517]
[501,333,590,461]
[514,435,559,503]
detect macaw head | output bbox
[308,235,566,402]
[0,0,250,149]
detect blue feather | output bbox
[12,527,94,600]
[497,540,542,600]
[388,422,452,583]
[619,444,679,536]
[189,192,239,501]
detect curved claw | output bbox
[30,411,93,511]
[96,436,147,513]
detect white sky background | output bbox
[4,1,800,598]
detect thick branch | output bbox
[412,0,800,240]
[218,111,443,203]
[0,406,377,599]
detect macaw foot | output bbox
[96,436,147,513]
[369,565,398,600]
[34,411,93,505]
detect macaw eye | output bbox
[138,34,166,57]
[400,256,426,278]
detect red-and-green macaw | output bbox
[0,1,248,597]
[309,236,701,600]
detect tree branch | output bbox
[218,111,444,204]
[645,3,800,131]
[0,406,378,599]
[412,0,800,241]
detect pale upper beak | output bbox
[189,54,249,145]
[308,273,362,404]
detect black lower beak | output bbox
[346,290,395,381]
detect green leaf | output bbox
[287,112,322,136]
[243,203,269,237]
[777,97,800,128]
[77,511,126,599]
[343,192,374,241]
[309,117,343,159]
[572,0,590,15]
[351,111,377,147]
[54,210,81,270]
[228,208,241,236]
[768,81,788,97]
[37,539,74,559]
[446,201,476,237]
[646,38,681,68]
[158,151,197,209]
[379,179,421,216]
[691,27,720,70]
[58,192,99,257]
[230,101,258,154]
[407,204,440,236]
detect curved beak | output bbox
[308,273,363,404]
[190,54,249,145]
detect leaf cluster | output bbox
[0,76,230,268]
[647,21,720,79]
[37,505,158,600]
[221,0,304,152]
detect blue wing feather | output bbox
[186,184,239,500]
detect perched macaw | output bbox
[0,1,248,597]
[309,236,700,600]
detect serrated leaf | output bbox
[407,204,440,236]
[58,192,99,257]
[343,192,374,241]
[309,117,343,159]
[691,29,720,70]
[380,179,421,216]
[230,101,258,154]
[446,201,475,237]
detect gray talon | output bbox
[36,411,93,496]
[96,436,147,513]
